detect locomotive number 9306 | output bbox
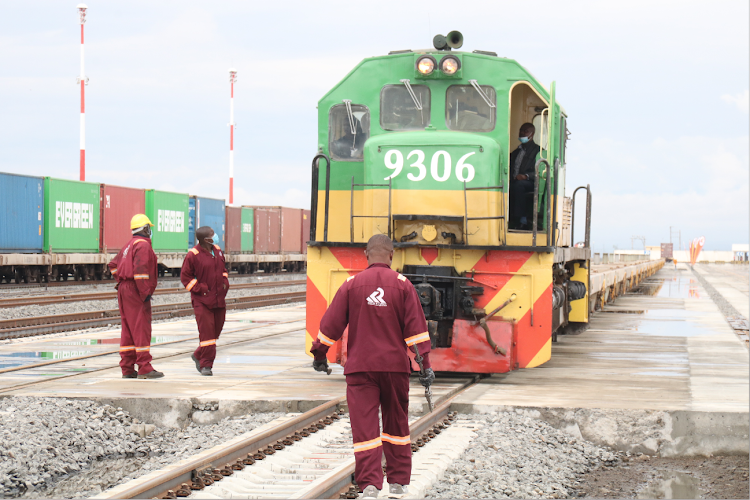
[382,149,477,183]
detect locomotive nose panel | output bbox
[364,131,501,191]
[360,131,504,246]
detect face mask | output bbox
[205,236,214,245]
[519,136,530,144]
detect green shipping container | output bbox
[241,207,254,252]
[43,177,101,253]
[145,189,189,252]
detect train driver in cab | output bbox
[509,122,541,230]
[330,114,368,160]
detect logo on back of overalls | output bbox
[366,287,387,307]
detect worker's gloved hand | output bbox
[419,368,435,388]
[312,359,329,373]
[143,295,152,303]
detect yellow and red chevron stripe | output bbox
[305,245,553,373]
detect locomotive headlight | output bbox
[416,56,437,75]
[440,55,461,75]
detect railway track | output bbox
[0,290,306,339]
[94,380,477,500]
[0,280,305,308]
[0,271,303,290]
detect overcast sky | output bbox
[0,0,747,251]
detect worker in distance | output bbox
[108,214,164,379]
[181,226,230,376]
[309,234,435,499]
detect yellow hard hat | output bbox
[130,214,154,230]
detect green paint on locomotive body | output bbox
[317,49,566,196]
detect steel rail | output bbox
[298,376,480,500]
[0,271,303,290]
[94,398,346,500]
[95,377,478,500]
[0,291,306,339]
[0,280,305,308]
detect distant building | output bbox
[732,244,749,261]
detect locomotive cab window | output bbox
[380,84,431,131]
[445,85,496,132]
[329,104,370,161]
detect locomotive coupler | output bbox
[476,293,518,356]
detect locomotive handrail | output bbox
[462,181,506,246]
[310,153,331,242]
[532,158,552,247]
[551,158,560,246]
[571,184,592,248]
[350,176,392,243]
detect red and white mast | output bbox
[228,68,237,204]
[77,4,88,181]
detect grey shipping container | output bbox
[0,172,44,253]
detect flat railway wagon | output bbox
[306,32,596,374]
[0,175,307,283]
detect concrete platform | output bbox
[451,265,749,456]
[0,304,468,427]
[692,263,749,318]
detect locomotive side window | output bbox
[380,84,431,131]
[329,104,370,161]
[445,85,496,132]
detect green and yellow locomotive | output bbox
[305,32,592,373]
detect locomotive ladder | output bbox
[350,176,392,243]
[463,181,506,246]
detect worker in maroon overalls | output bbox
[108,214,163,379]
[181,226,230,376]
[309,234,434,499]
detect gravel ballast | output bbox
[0,396,282,499]
[424,412,618,499]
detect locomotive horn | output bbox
[433,34,448,50]
[446,31,463,49]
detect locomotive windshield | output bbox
[329,104,370,161]
[380,84,431,131]
[445,85,496,132]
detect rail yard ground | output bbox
[0,263,747,499]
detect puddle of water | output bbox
[634,368,688,377]
[636,470,705,499]
[628,319,713,338]
[216,355,292,364]
[655,277,706,299]
[54,338,121,346]
[600,310,646,314]
[0,349,98,369]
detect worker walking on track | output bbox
[309,234,435,499]
[108,214,163,379]
[181,226,230,376]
